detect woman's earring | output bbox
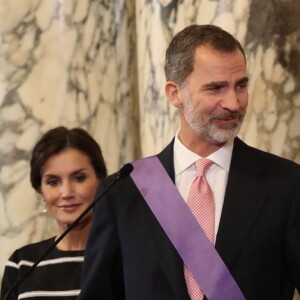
[42,200,47,213]
[37,193,47,213]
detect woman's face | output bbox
[39,148,99,230]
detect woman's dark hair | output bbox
[164,24,246,86]
[30,126,107,191]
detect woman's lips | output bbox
[59,204,81,212]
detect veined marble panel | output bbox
[240,0,300,163]
[0,0,138,280]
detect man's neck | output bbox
[177,130,225,157]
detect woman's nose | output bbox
[61,181,74,199]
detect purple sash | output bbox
[131,156,245,300]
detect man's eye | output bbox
[207,84,224,91]
[237,83,247,89]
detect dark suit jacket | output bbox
[78,138,300,300]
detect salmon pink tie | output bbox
[184,158,214,300]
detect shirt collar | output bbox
[173,130,234,176]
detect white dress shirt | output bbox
[173,134,234,242]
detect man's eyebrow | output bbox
[236,76,249,85]
[201,81,227,90]
[201,76,249,90]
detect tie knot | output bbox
[195,158,213,177]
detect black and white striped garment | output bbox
[1,237,84,300]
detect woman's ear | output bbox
[165,81,183,108]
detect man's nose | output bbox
[221,90,240,111]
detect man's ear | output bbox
[165,81,183,108]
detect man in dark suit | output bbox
[78,25,300,300]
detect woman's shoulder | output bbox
[9,237,56,262]
[9,236,86,265]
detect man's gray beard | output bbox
[183,105,245,144]
[189,120,243,144]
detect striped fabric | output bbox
[1,237,84,300]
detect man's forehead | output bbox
[194,46,246,65]
[193,48,246,75]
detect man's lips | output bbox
[214,117,239,124]
[211,112,243,125]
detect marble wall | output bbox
[0,0,299,297]
[0,0,139,280]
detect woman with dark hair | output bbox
[1,126,107,300]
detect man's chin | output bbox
[206,128,239,144]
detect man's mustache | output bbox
[212,111,245,120]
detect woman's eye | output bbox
[46,178,60,186]
[74,174,86,182]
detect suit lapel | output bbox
[215,138,267,267]
[156,139,176,182]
